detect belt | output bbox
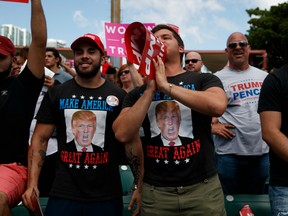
[144,176,213,193]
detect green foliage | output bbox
[246,3,288,70]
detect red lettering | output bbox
[238,83,244,90]
[61,151,82,164]
[146,145,169,159]
[83,152,109,164]
[173,139,201,160]
[251,81,262,88]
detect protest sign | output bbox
[104,22,155,58]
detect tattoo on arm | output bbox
[38,149,46,169]
[126,145,140,185]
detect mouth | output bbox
[82,133,89,139]
[80,62,90,65]
[168,127,175,134]
[79,62,91,69]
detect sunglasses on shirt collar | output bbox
[227,41,249,49]
[118,70,130,76]
[185,59,201,64]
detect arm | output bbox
[154,56,227,117]
[124,135,144,216]
[27,0,47,79]
[22,123,55,211]
[260,111,288,162]
[165,85,227,117]
[127,61,144,88]
[113,79,156,143]
[60,61,77,77]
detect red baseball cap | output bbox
[71,33,105,55]
[0,36,15,56]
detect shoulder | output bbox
[47,79,74,98]
[104,80,126,96]
[214,67,230,76]
[18,64,44,82]
[264,65,288,89]
[55,69,73,83]
[249,66,268,75]
[54,78,74,89]
[272,64,288,78]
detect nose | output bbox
[81,51,89,58]
[82,125,89,132]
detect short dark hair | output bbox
[106,66,117,74]
[151,24,184,63]
[46,47,61,67]
[151,24,184,48]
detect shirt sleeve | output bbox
[258,73,282,113]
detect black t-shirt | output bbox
[258,64,288,187]
[36,79,127,201]
[0,65,44,165]
[123,71,223,187]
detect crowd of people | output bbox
[0,1,287,216]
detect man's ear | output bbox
[179,45,184,54]
[56,56,61,63]
[100,55,105,65]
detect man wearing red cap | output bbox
[0,0,47,215]
[22,33,127,216]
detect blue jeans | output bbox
[216,154,269,194]
[269,186,288,216]
[45,197,123,216]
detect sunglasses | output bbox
[118,70,130,76]
[227,41,249,49]
[185,59,201,64]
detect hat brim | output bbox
[0,48,10,56]
[71,37,104,54]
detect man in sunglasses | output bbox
[212,32,269,195]
[184,51,203,73]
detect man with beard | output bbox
[22,33,127,216]
[0,0,47,215]
[212,32,269,194]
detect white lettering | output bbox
[108,46,116,54]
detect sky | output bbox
[0,0,287,51]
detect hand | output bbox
[152,56,168,92]
[128,189,141,216]
[22,186,39,212]
[212,123,236,139]
[44,75,55,88]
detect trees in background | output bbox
[246,2,288,71]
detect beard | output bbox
[75,60,101,79]
[0,64,12,80]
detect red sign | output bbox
[125,22,166,79]
[0,0,29,3]
[239,205,254,216]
